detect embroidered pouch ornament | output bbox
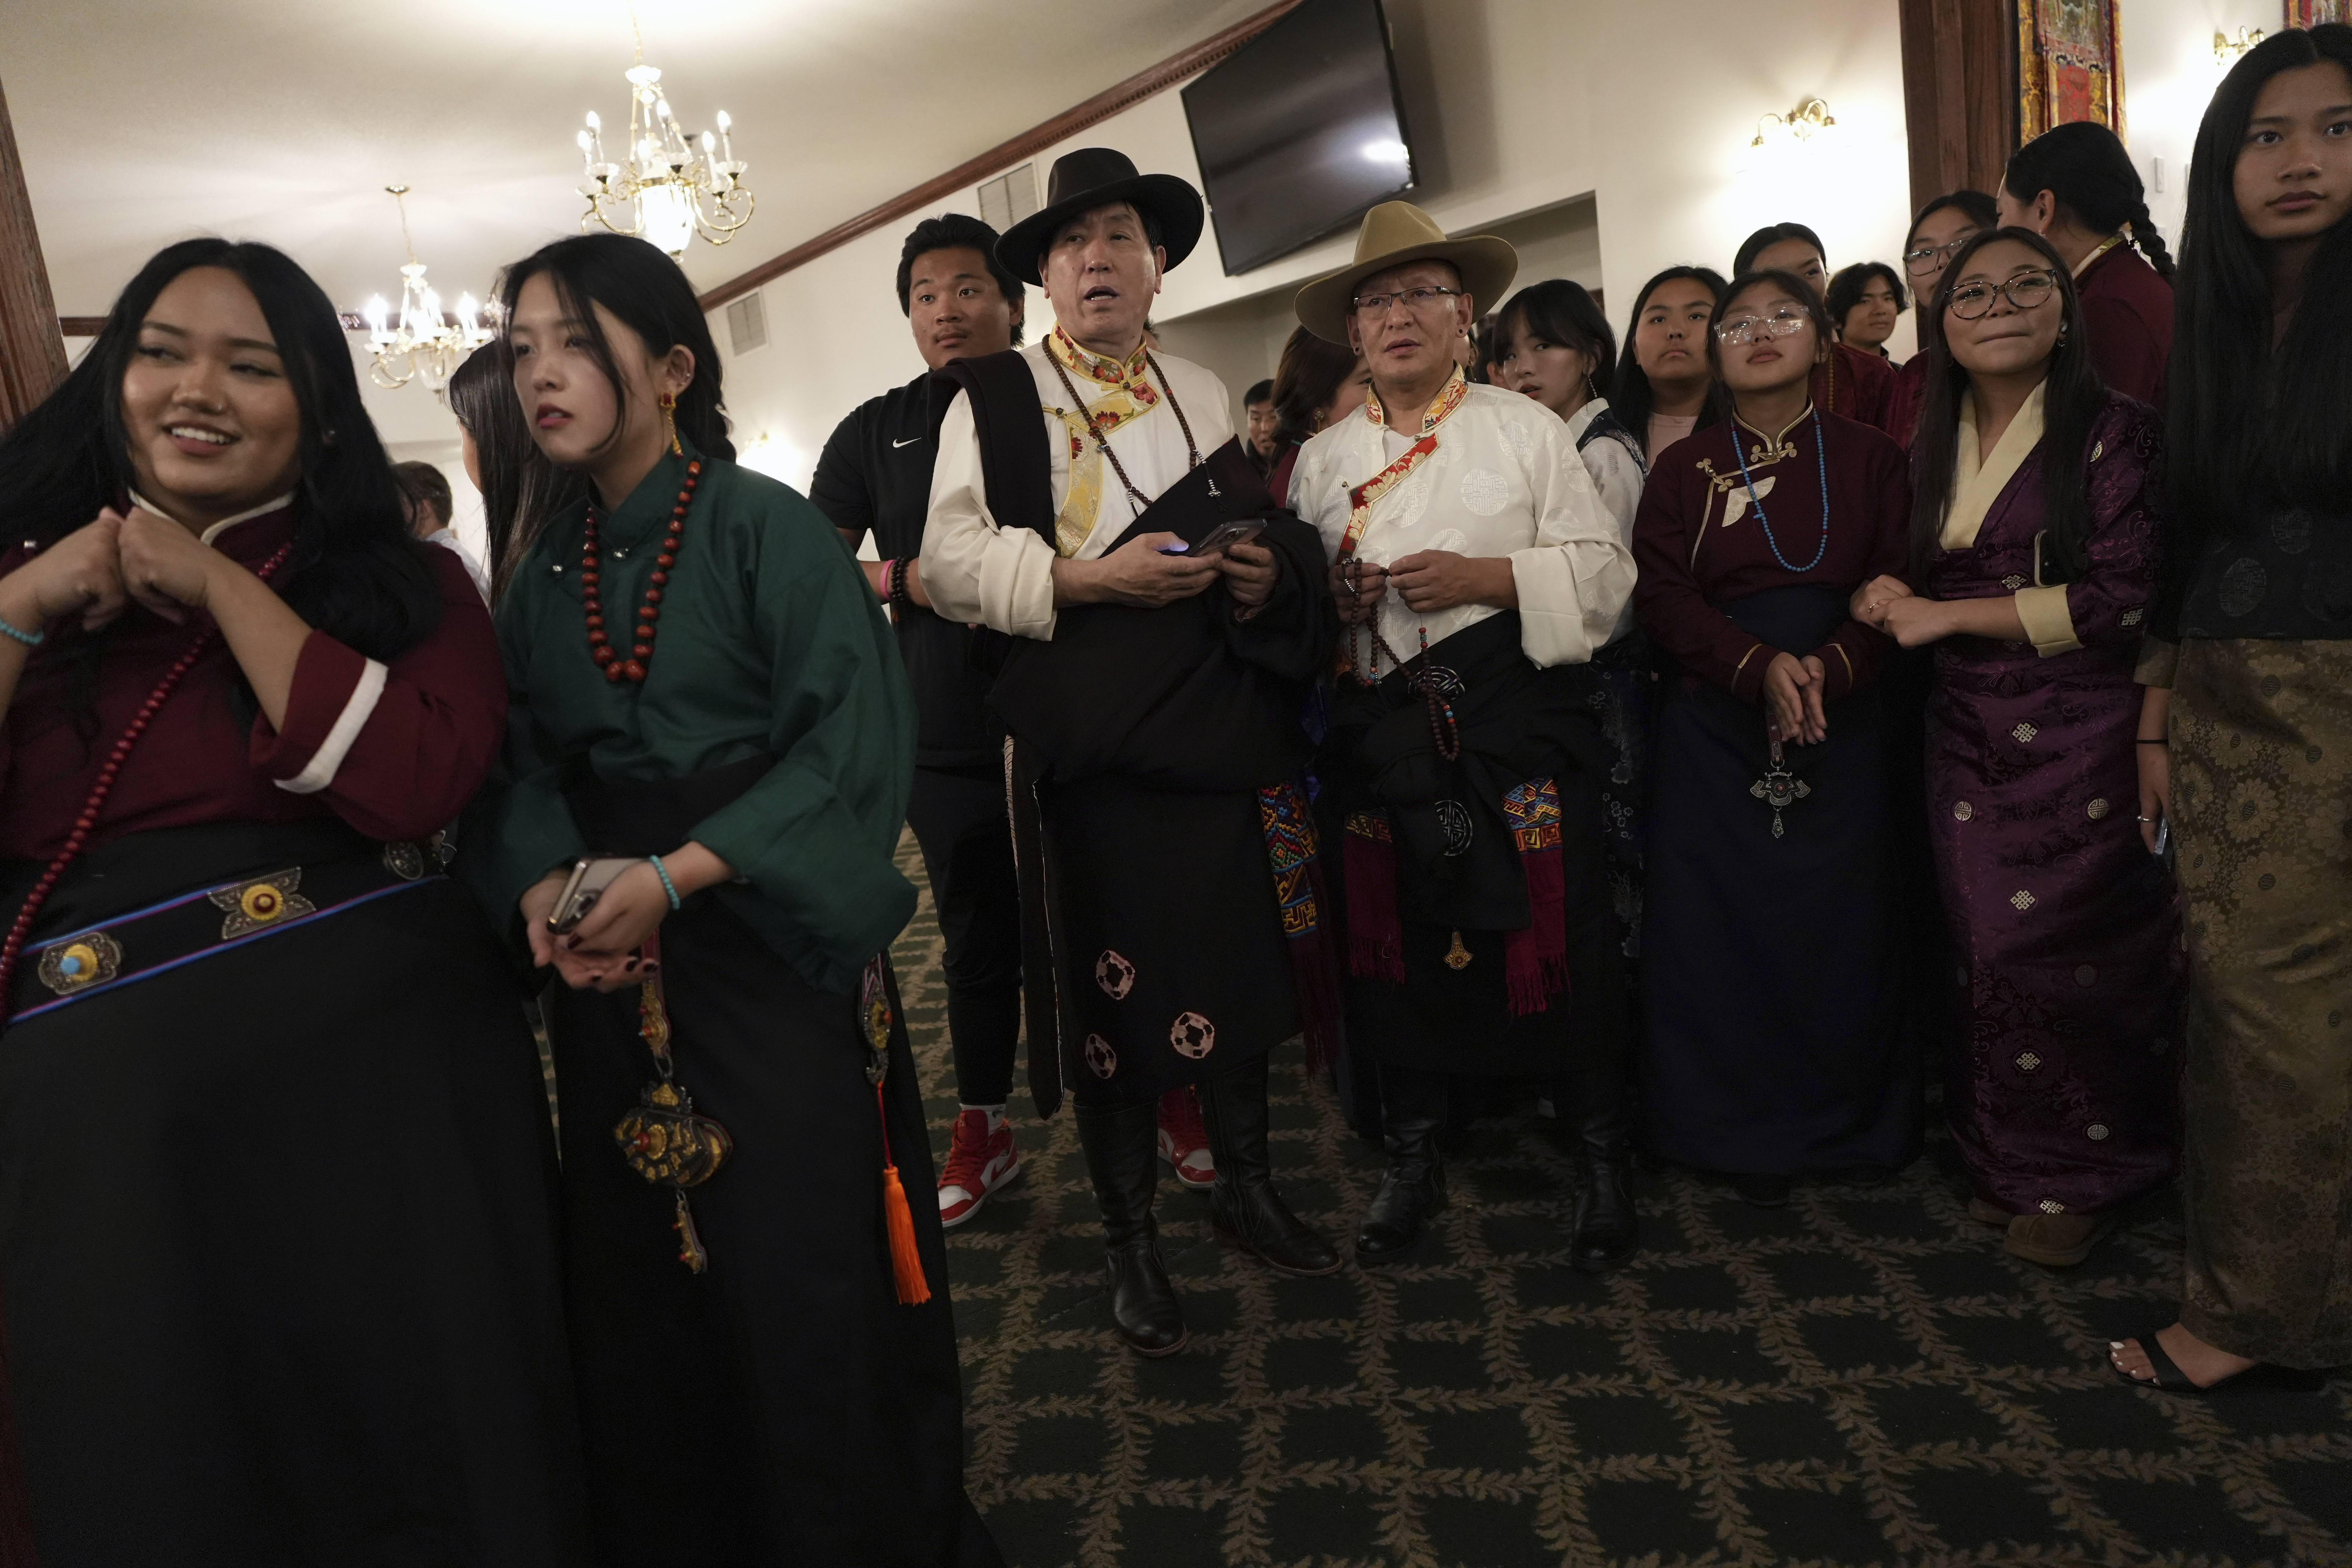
[610,931,731,1272]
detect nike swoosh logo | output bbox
[893,436,923,448]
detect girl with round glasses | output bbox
[1888,191,2001,445]
[1631,270,1916,1208]
[1852,227,2184,1271]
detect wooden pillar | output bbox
[1897,0,2019,218]
[0,74,68,431]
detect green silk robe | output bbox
[465,445,917,994]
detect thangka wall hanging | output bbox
[2285,0,2348,28]
[2017,0,2126,142]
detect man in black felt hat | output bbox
[922,148,1344,1358]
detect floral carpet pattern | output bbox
[888,835,2352,1568]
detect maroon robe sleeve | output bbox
[1814,343,1900,437]
[2057,399,2166,648]
[246,548,507,840]
[1632,459,1777,702]
[1806,431,1908,698]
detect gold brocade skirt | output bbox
[2171,638,2352,1368]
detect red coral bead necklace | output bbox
[582,459,699,683]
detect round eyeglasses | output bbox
[1947,270,2058,320]
[1902,234,1979,276]
[1715,309,1812,346]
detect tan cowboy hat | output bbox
[1294,201,1517,344]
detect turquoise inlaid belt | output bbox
[4,839,448,1025]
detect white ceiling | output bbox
[3,0,1268,318]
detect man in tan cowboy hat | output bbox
[921,148,1344,1360]
[1288,200,1642,1273]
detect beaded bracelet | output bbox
[889,556,915,608]
[0,612,44,649]
[647,853,682,912]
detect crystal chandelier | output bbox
[362,186,493,394]
[575,28,752,259]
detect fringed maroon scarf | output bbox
[1342,776,1569,1018]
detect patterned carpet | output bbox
[887,835,2352,1568]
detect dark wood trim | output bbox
[0,76,69,427]
[1896,0,2017,220]
[694,0,1305,313]
[59,316,105,337]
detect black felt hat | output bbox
[995,147,1206,286]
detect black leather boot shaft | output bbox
[1557,1027,1638,1272]
[1355,1063,1449,1263]
[1075,1098,1188,1356]
[1195,1056,1342,1277]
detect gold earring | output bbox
[658,391,682,457]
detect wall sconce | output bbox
[2214,26,2264,62]
[1753,97,1837,148]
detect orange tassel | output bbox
[875,1083,931,1305]
[880,1158,930,1305]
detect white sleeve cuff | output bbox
[274,658,387,795]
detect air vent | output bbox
[978,163,1040,233]
[725,290,768,355]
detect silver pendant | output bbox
[1749,733,1810,838]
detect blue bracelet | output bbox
[0,612,43,649]
[647,853,682,912]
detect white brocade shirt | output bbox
[921,340,1235,639]
[1288,380,1634,668]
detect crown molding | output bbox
[693,0,1303,314]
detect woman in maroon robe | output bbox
[1633,270,1915,1207]
[0,242,584,1563]
[1855,230,2183,1270]
[1888,191,2000,446]
[1734,223,1902,436]
[1998,122,2176,404]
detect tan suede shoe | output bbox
[2005,1210,2115,1267]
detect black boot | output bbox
[1568,1107,1637,1271]
[1196,1056,1341,1276]
[1075,1098,1187,1356]
[1355,1063,1449,1264]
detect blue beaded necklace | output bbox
[1731,407,1830,573]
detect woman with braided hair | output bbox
[1999,121,2177,404]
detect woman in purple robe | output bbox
[1854,229,2183,1268]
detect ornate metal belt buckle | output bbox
[37,931,123,996]
[209,870,314,939]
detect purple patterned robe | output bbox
[1924,394,2185,1216]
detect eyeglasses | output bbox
[1714,309,1813,345]
[1947,270,2058,320]
[1352,285,1465,316]
[1902,234,1978,275]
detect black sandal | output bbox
[2111,1326,2325,1395]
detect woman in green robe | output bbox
[463,233,1002,1565]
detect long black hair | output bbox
[1705,269,1836,386]
[496,234,733,565]
[1903,191,2002,358]
[0,238,439,667]
[2171,24,2352,534]
[1495,279,1617,400]
[445,341,576,603]
[1269,325,1362,450]
[1906,228,2105,582]
[1613,265,1729,438]
[2003,121,2175,280]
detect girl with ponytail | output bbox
[1999,121,2175,403]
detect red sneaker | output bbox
[1157,1087,1216,1189]
[938,1109,1021,1228]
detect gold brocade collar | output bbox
[2072,232,2127,280]
[1048,326,1149,388]
[1364,366,1469,437]
[1729,401,1816,451]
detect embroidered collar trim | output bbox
[2071,232,2127,280]
[1049,326,1148,387]
[1364,366,1469,437]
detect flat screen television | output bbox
[1181,0,1415,276]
